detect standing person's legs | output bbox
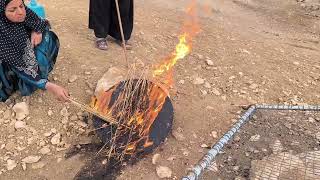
[89,0,113,50]
[109,0,134,49]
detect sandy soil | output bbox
[0,0,319,179]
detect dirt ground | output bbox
[0,0,319,179]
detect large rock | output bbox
[94,67,126,96]
[12,102,29,120]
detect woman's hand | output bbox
[45,82,70,102]
[31,31,42,48]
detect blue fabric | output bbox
[0,30,59,101]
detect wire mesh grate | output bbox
[201,110,320,180]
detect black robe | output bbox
[89,0,133,40]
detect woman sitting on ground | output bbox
[0,0,69,102]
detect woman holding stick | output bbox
[0,0,69,102]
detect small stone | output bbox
[229,76,236,80]
[193,77,205,85]
[152,153,161,165]
[39,147,51,155]
[206,106,214,110]
[234,136,241,142]
[31,161,46,169]
[211,131,218,138]
[201,144,209,148]
[15,121,27,129]
[7,159,17,171]
[221,95,227,101]
[47,110,53,116]
[253,150,260,154]
[44,132,53,137]
[204,82,211,89]
[205,59,214,66]
[293,61,299,65]
[211,88,221,96]
[53,76,58,81]
[200,90,208,96]
[262,148,268,152]
[308,117,315,123]
[156,166,172,179]
[12,102,29,121]
[51,133,61,145]
[84,71,91,75]
[68,75,78,83]
[61,117,68,124]
[16,146,26,152]
[233,166,240,171]
[22,162,27,171]
[51,128,57,134]
[183,150,190,156]
[60,107,68,117]
[249,84,258,89]
[167,156,176,161]
[172,130,185,141]
[197,54,204,60]
[22,156,41,164]
[39,141,46,147]
[57,158,62,163]
[250,134,260,142]
[207,161,218,172]
[179,80,185,84]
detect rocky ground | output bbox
[0,0,320,179]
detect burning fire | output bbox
[89,0,201,157]
[90,80,167,155]
[152,33,191,77]
[152,0,200,84]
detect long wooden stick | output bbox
[115,0,129,68]
[68,98,117,124]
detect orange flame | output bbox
[152,0,200,82]
[89,0,201,157]
[90,81,167,155]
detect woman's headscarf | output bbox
[0,0,48,77]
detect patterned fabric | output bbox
[0,0,59,101]
[0,0,48,76]
[0,30,59,102]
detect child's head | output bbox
[4,0,26,23]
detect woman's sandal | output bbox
[116,40,132,50]
[96,38,108,50]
